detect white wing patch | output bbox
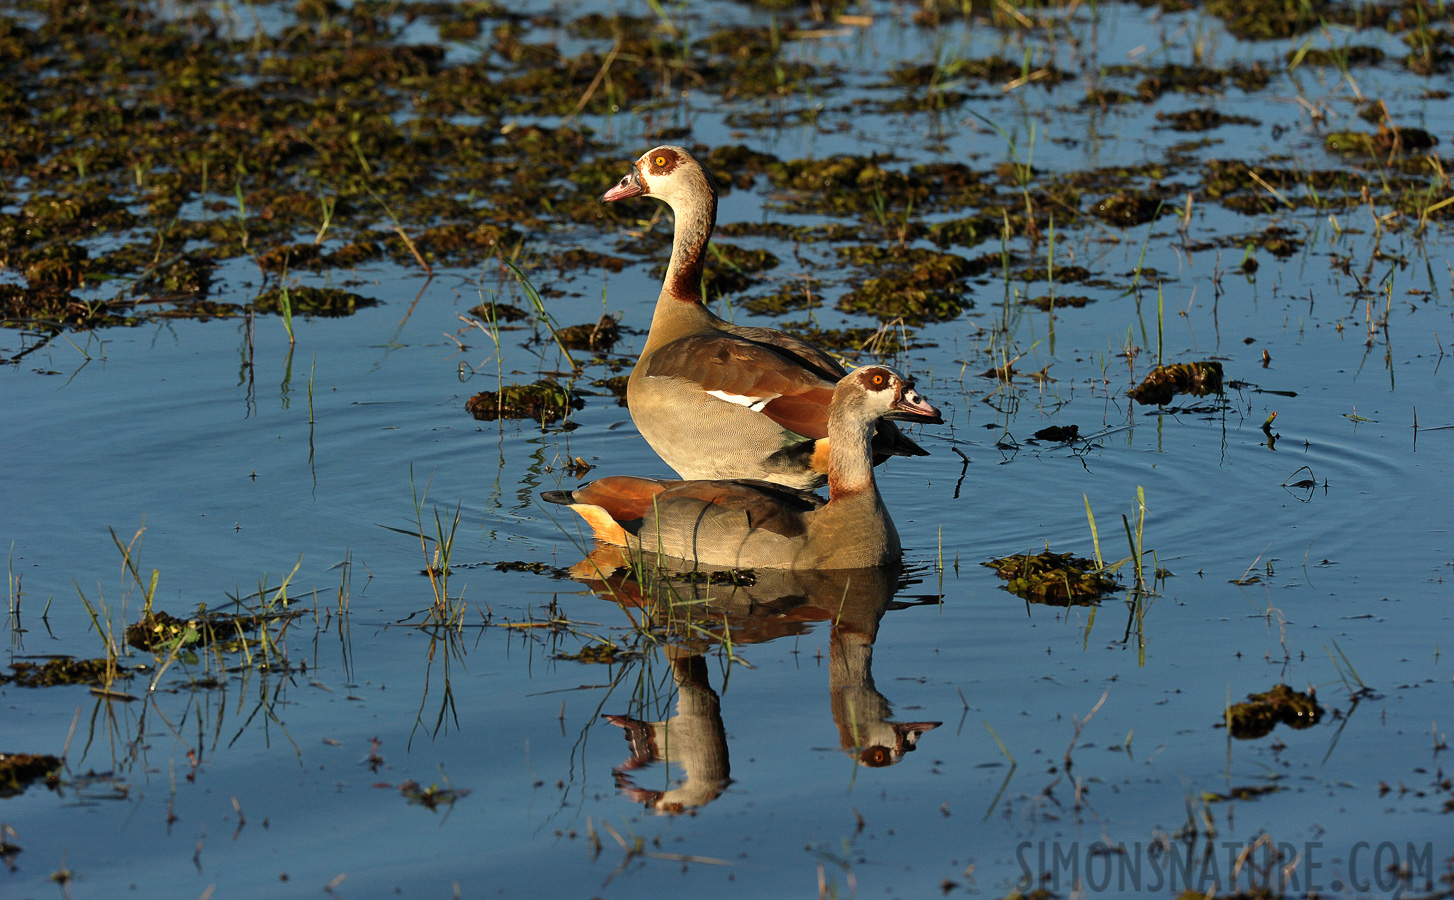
[706,389,778,412]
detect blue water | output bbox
[4,2,1453,897]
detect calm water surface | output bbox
[4,1,1452,897]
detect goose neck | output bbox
[826,403,877,501]
[662,187,716,303]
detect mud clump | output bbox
[1089,192,1166,227]
[0,657,128,687]
[1033,424,1080,443]
[126,609,263,653]
[1226,684,1323,739]
[0,753,62,798]
[742,278,823,316]
[465,380,582,422]
[1325,125,1438,156]
[556,248,627,272]
[983,549,1120,605]
[591,373,630,405]
[1156,108,1260,131]
[252,286,378,317]
[256,243,324,273]
[1022,295,1093,311]
[1128,361,1224,406]
[556,315,619,352]
[1,284,128,330]
[837,246,982,323]
[780,323,917,357]
[556,642,628,664]
[468,302,530,324]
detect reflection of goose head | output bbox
[604,652,730,815]
[842,719,941,767]
[829,577,942,767]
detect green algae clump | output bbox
[983,549,1120,605]
[1128,361,1224,406]
[465,380,582,422]
[0,753,62,798]
[0,657,127,687]
[1227,684,1323,739]
[556,315,619,352]
[252,286,378,317]
[837,246,981,323]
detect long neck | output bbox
[661,184,716,304]
[826,401,877,502]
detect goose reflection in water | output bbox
[565,547,941,814]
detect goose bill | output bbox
[887,386,942,424]
[601,168,644,202]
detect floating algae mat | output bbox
[1226,684,1325,739]
[982,549,1121,605]
[465,380,582,422]
[0,657,128,688]
[0,754,62,798]
[1128,361,1226,405]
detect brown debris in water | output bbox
[1022,295,1093,311]
[465,380,582,422]
[0,753,62,798]
[982,549,1120,606]
[0,657,127,687]
[556,315,619,352]
[1226,684,1323,739]
[468,302,530,324]
[1089,192,1165,227]
[1033,424,1080,443]
[1128,361,1224,406]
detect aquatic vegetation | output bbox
[252,286,378,317]
[837,246,983,322]
[1128,361,1225,406]
[125,609,260,653]
[1156,108,1262,131]
[556,315,620,352]
[1089,192,1167,227]
[0,657,130,688]
[0,754,61,798]
[982,549,1121,605]
[464,380,582,422]
[1032,424,1080,442]
[1226,684,1324,739]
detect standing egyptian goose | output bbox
[602,145,935,491]
[540,366,940,570]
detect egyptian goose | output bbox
[540,365,940,570]
[602,145,935,491]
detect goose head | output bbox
[841,366,942,426]
[601,145,714,208]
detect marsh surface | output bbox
[3,0,1452,897]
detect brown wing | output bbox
[717,322,848,381]
[655,479,825,539]
[570,476,677,522]
[644,334,837,439]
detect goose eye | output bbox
[653,155,667,167]
[872,373,885,386]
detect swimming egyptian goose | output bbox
[602,145,935,491]
[541,365,940,570]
